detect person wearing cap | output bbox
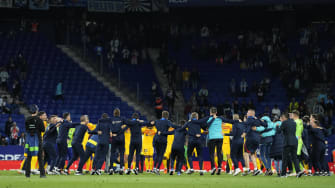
[24,104,46,178]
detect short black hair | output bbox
[101,113,109,119]
[302,115,310,123]
[49,115,58,119]
[210,107,217,114]
[63,112,70,119]
[281,112,289,119]
[38,111,46,117]
[29,104,39,114]
[314,120,321,126]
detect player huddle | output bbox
[21,105,331,178]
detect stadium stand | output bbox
[0,31,145,130]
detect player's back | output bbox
[222,123,232,144]
[142,126,156,147]
[166,127,175,146]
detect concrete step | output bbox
[148,48,185,122]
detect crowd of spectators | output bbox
[0,52,27,114]
[1,116,24,146]
[170,23,335,122]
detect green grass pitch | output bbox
[0,171,334,188]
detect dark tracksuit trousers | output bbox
[154,141,167,169]
[311,143,327,172]
[43,142,57,171]
[77,146,96,172]
[56,141,68,169]
[128,142,142,169]
[170,147,185,172]
[109,137,125,170]
[231,139,245,168]
[94,143,109,170]
[66,142,85,170]
[187,137,203,170]
[281,145,301,175]
[208,139,223,169]
[260,137,273,170]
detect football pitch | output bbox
[0,171,334,188]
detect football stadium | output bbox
[0,0,335,188]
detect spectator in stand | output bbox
[154,96,163,118]
[131,49,139,65]
[122,46,130,63]
[257,87,264,102]
[230,79,236,97]
[289,98,299,112]
[10,122,19,145]
[264,77,271,92]
[5,116,13,138]
[182,68,190,88]
[184,101,192,119]
[200,25,209,38]
[1,96,10,114]
[272,104,281,117]
[54,81,64,102]
[190,68,200,89]
[152,82,158,98]
[0,136,8,146]
[31,20,39,32]
[110,37,120,54]
[12,80,21,99]
[166,88,177,114]
[107,52,115,69]
[190,92,198,109]
[223,101,232,117]
[240,78,248,97]
[198,84,209,99]
[0,68,9,91]
[16,53,27,80]
[19,132,25,146]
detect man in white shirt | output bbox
[240,78,248,97]
[0,68,9,91]
[272,104,281,117]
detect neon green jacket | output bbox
[295,119,304,155]
[67,128,75,148]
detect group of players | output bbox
[22,104,331,178]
